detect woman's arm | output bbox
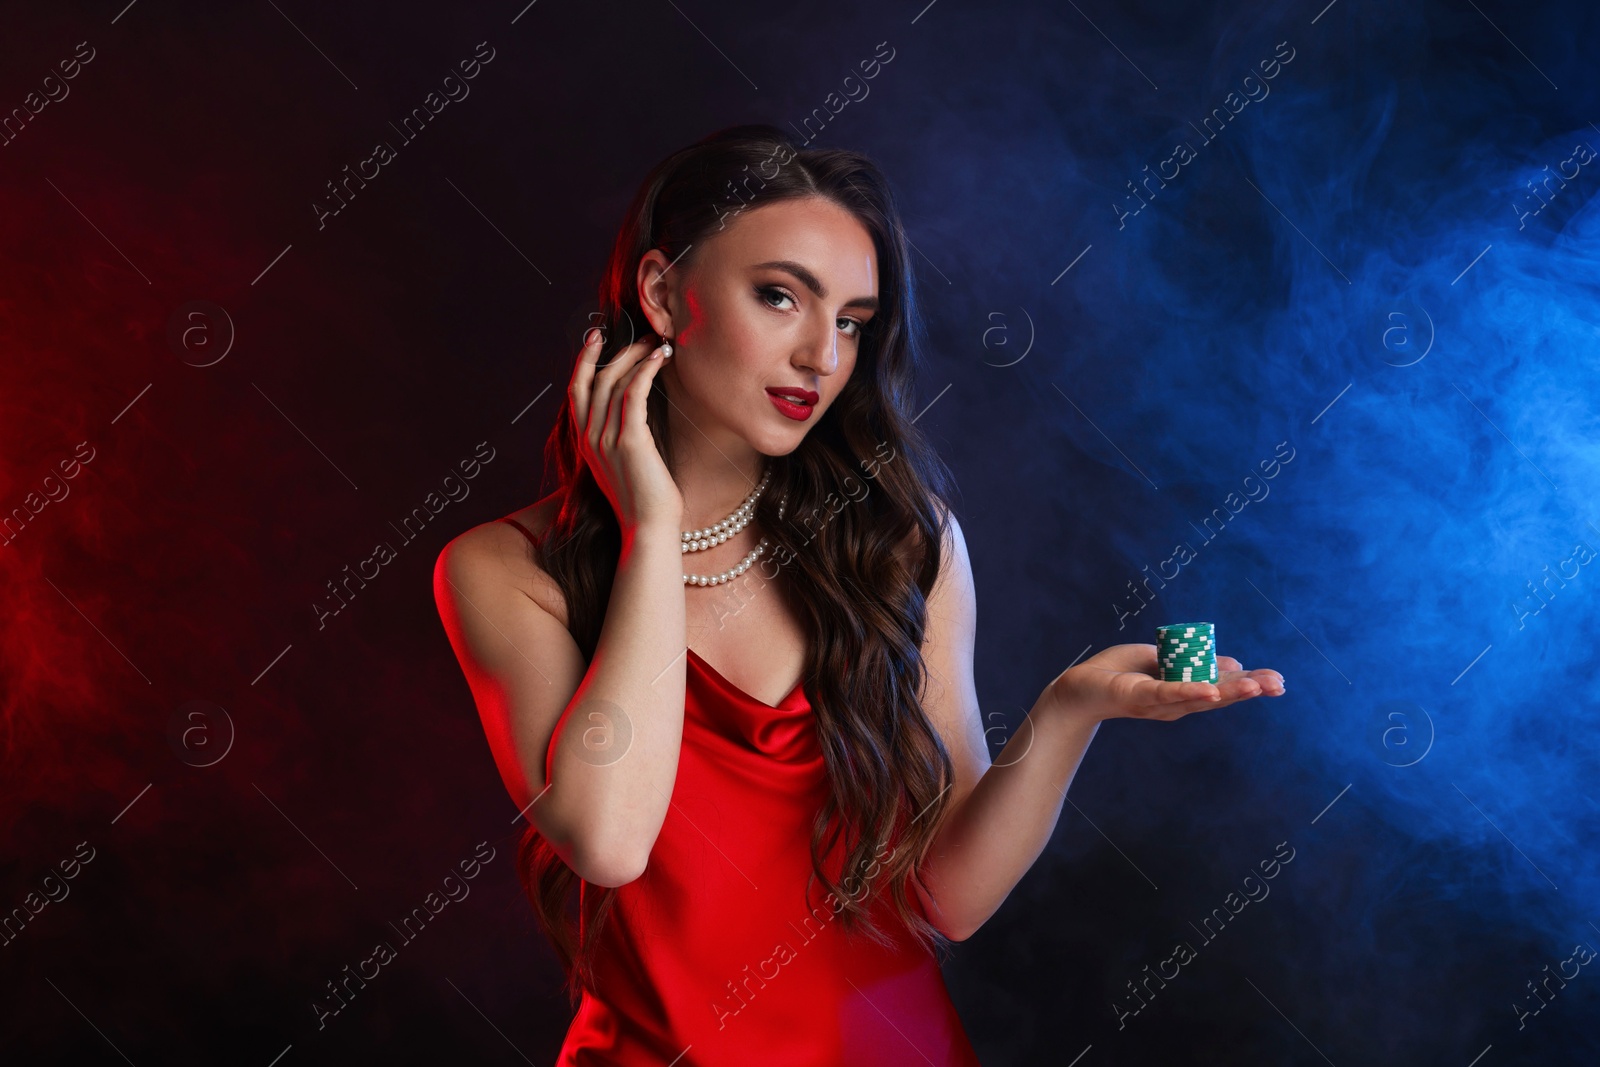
[435,334,691,888]
[910,511,1283,941]
[433,517,689,888]
[914,688,1102,942]
[908,510,1100,942]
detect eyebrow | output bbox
[751,260,879,312]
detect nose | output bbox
[794,319,841,376]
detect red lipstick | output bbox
[766,387,818,421]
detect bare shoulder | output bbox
[432,490,589,822]
[435,491,570,628]
[923,499,971,603]
[894,492,961,577]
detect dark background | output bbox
[3,0,1598,1063]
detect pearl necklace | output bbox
[681,471,787,586]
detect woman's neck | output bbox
[671,454,770,534]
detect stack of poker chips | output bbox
[1157,622,1217,683]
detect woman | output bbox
[433,123,1285,1065]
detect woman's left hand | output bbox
[1045,643,1285,725]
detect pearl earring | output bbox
[660,337,674,359]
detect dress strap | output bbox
[498,516,541,548]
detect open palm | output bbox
[1048,642,1286,724]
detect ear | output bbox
[635,248,679,339]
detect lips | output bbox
[766,388,817,421]
[766,387,819,406]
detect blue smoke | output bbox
[832,0,1600,1060]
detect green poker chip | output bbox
[1157,621,1218,684]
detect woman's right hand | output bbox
[569,329,682,533]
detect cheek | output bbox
[684,289,765,362]
[675,329,766,401]
[711,312,786,381]
[831,348,860,392]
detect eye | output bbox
[756,285,868,340]
[756,284,796,311]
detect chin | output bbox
[753,433,805,457]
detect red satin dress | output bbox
[549,645,984,1066]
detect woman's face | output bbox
[640,195,880,456]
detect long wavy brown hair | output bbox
[516,123,963,1007]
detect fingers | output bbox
[1250,668,1286,695]
[580,335,659,443]
[1145,676,1248,708]
[603,342,668,448]
[623,342,668,434]
[1163,673,1283,712]
[1220,668,1285,694]
[591,339,646,440]
[1216,658,1285,693]
[1128,664,1285,721]
[1127,675,1218,705]
[569,327,608,436]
